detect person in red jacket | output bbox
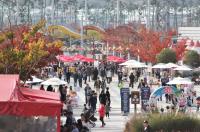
[98,103,106,127]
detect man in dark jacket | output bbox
[99,90,107,105]
[118,71,123,85]
[66,69,71,84]
[89,92,97,112]
[78,72,83,88]
[73,72,78,87]
[93,67,99,81]
[143,120,151,132]
[129,73,135,88]
[105,87,111,106]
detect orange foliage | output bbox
[104,25,186,63]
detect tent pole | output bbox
[57,114,61,132]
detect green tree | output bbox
[156,48,177,63]
[184,50,200,68]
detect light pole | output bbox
[147,0,150,29]
[80,12,84,48]
[85,0,88,25]
[116,0,119,27]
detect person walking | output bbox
[101,79,106,91]
[66,68,71,84]
[83,69,87,84]
[78,72,83,88]
[105,87,111,106]
[129,73,135,88]
[87,65,92,82]
[40,85,45,90]
[73,72,78,87]
[98,103,106,127]
[105,101,110,119]
[93,67,99,81]
[94,77,101,94]
[89,92,97,112]
[138,79,145,89]
[106,69,112,84]
[143,120,151,132]
[118,70,123,85]
[47,85,53,92]
[100,68,106,80]
[136,70,141,82]
[99,90,107,106]
[84,84,91,104]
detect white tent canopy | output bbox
[41,77,67,85]
[119,60,148,68]
[167,77,193,85]
[119,60,139,66]
[25,76,44,84]
[165,63,179,68]
[125,62,148,68]
[173,65,192,71]
[152,63,168,69]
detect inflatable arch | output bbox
[149,86,180,106]
[48,25,81,39]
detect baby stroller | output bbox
[84,109,97,128]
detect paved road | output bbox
[68,76,141,132]
[34,74,200,132]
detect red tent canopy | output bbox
[57,55,74,62]
[0,75,62,132]
[107,56,125,63]
[82,57,95,63]
[73,54,86,61]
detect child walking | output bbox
[105,102,110,118]
[98,103,106,127]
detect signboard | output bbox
[131,91,140,104]
[141,87,151,100]
[141,87,151,111]
[120,88,130,113]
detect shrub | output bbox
[156,48,177,63]
[184,50,200,68]
[125,114,200,132]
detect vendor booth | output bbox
[0,75,62,132]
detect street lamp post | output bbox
[80,13,84,48]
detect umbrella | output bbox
[167,77,193,85]
[165,63,179,68]
[152,63,168,69]
[173,65,192,71]
[25,76,44,84]
[41,77,67,85]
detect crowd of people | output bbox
[36,60,198,132]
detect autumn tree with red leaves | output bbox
[104,24,186,63]
[0,20,63,81]
[104,25,141,55]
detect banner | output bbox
[120,88,130,113]
[141,87,151,111]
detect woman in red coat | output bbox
[98,103,106,127]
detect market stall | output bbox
[0,75,62,132]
